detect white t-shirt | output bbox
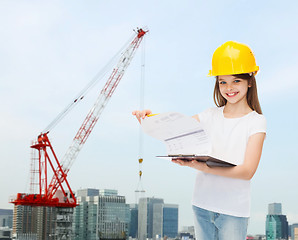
[192,106,266,217]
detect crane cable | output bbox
[136,36,146,198]
[42,33,135,134]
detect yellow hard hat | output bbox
[208,41,259,77]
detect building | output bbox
[76,188,99,197]
[0,227,12,239]
[12,205,57,240]
[0,209,13,228]
[266,215,288,240]
[266,203,288,240]
[137,197,178,240]
[163,204,179,238]
[290,223,298,240]
[268,203,282,215]
[12,205,73,240]
[73,188,130,240]
[179,226,195,240]
[129,204,138,238]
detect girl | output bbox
[132,41,266,240]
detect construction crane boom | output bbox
[11,28,147,207]
[47,28,147,198]
[64,28,146,171]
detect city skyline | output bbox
[3,188,298,236]
[0,0,298,236]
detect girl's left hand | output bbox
[172,159,207,172]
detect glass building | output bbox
[73,189,130,240]
[163,204,178,238]
[268,203,282,215]
[266,203,288,240]
[129,204,138,238]
[137,197,178,240]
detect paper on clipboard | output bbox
[141,112,212,156]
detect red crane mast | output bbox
[11,28,147,208]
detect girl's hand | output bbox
[132,109,152,124]
[173,132,266,180]
[172,159,207,172]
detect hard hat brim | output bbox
[207,66,259,77]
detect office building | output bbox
[290,223,298,240]
[163,204,179,238]
[0,209,13,228]
[137,197,178,240]
[73,188,130,240]
[268,203,282,215]
[76,188,99,197]
[12,205,58,240]
[11,189,74,240]
[266,203,288,240]
[129,204,138,238]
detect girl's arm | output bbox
[173,132,266,180]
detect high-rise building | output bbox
[12,205,59,240]
[129,204,138,238]
[163,204,178,238]
[0,209,13,228]
[73,188,130,240]
[137,197,178,240]
[76,188,99,197]
[11,190,74,240]
[290,224,298,240]
[268,203,282,215]
[266,203,288,240]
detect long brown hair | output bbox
[213,73,263,114]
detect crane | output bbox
[11,28,148,208]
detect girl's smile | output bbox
[226,91,239,97]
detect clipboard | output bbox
[142,112,236,168]
[157,155,236,168]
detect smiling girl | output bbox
[133,41,266,240]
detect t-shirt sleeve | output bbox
[249,114,267,137]
[197,107,214,123]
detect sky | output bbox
[0,0,298,235]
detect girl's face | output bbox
[217,75,250,105]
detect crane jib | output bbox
[49,29,147,199]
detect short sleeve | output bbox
[197,107,217,123]
[249,113,267,137]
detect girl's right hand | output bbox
[132,109,152,124]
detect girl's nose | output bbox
[226,84,233,91]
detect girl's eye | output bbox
[234,79,241,83]
[219,81,226,84]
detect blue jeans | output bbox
[192,205,249,240]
